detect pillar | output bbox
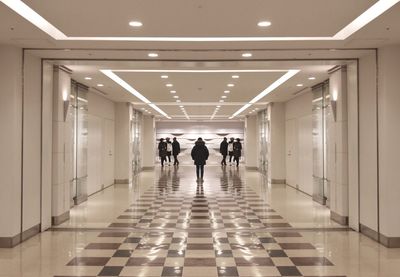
[269,103,286,183]
[141,115,156,169]
[245,115,258,169]
[114,103,132,183]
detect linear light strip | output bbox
[112,69,288,73]
[230,70,299,118]
[100,70,170,119]
[1,0,398,41]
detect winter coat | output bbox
[220,140,228,155]
[233,141,242,158]
[166,142,172,153]
[158,141,167,157]
[191,141,209,165]
[172,141,180,155]
[228,142,234,153]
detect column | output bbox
[269,103,286,184]
[141,115,156,169]
[0,46,23,247]
[114,103,132,183]
[245,115,258,169]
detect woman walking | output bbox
[158,138,167,167]
[191,137,209,182]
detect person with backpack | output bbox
[191,137,209,182]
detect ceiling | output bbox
[0,0,399,49]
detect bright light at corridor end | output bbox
[230,70,299,119]
[2,0,398,41]
[100,70,171,119]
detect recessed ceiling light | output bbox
[224,90,230,94]
[161,75,168,79]
[257,21,272,27]
[308,77,316,80]
[221,95,227,99]
[173,95,179,98]
[232,75,239,79]
[219,100,224,102]
[166,84,173,87]
[217,105,221,108]
[296,84,304,87]
[242,53,252,58]
[148,53,158,57]
[84,77,92,80]
[129,21,143,27]
[97,84,104,87]
[170,90,176,93]
[179,105,184,108]
[176,100,181,102]
[227,84,234,87]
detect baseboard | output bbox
[0,224,41,248]
[330,211,349,226]
[245,166,258,170]
[73,194,88,205]
[360,223,379,242]
[312,194,327,205]
[114,179,129,184]
[271,179,286,184]
[0,233,20,248]
[380,234,400,248]
[52,211,70,226]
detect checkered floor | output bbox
[55,167,346,277]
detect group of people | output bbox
[157,136,242,182]
[219,137,242,167]
[158,137,181,166]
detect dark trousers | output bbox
[234,156,240,166]
[161,157,166,166]
[167,152,171,163]
[173,154,179,165]
[196,165,204,179]
[221,154,227,165]
[229,152,234,163]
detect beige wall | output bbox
[114,103,132,182]
[142,115,156,168]
[245,115,258,168]
[270,103,286,182]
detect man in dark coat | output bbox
[233,138,242,167]
[219,137,228,166]
[158,138,167,167]
[191,137,209,181]
[172,137,181,165]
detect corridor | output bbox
[2,167,400,277]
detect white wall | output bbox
[87,91,115,195]
[142,116,156,168]
[377,46,400,238]
[270,103,286,182]
[0,46,23,239]
[245,115,258,168]
[284,92,313,194]
[114,103,131,182]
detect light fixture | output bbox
[296,84,303,87]
[232,75,239,79]
[170,90,176,93]
[173,96,179,98]
[97,84,104,87]
[308,77,316,80]
[100,70,170,119]
[166,84,173,87]
[242,53,252,57]
[331,89,338,121]
[219,100,224,102]
[148,53,158,57]
[129,21,143,27]
[179,105,184,108]
[161,75,168,79]
[224,90,230,94]
[221,95,227,98]
[258,21,272,27]
[3,0,399,42]
[230,70,299,118]
[84,77,92,80]
[227,84,234,87]
[217,105,221,108]
[176,100,181,102]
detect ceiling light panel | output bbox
[2,0,399,41]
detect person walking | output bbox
[219,137,228,166]
[166,137,172,165]
[233,138,242,167]
[158,138,167,167]
[191,137,209,182]
[172,137,181,165]
[228,137,235,165]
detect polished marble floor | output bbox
[1,166,400,277]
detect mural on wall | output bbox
[156,122,245,165]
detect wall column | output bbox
[0,46,23,247]
[141,115,156,169]
[245,115,258,169]
[114,103,132,183]
[269,103,286,184]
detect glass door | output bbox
[312,81,329,205]
[131,109,142,176]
